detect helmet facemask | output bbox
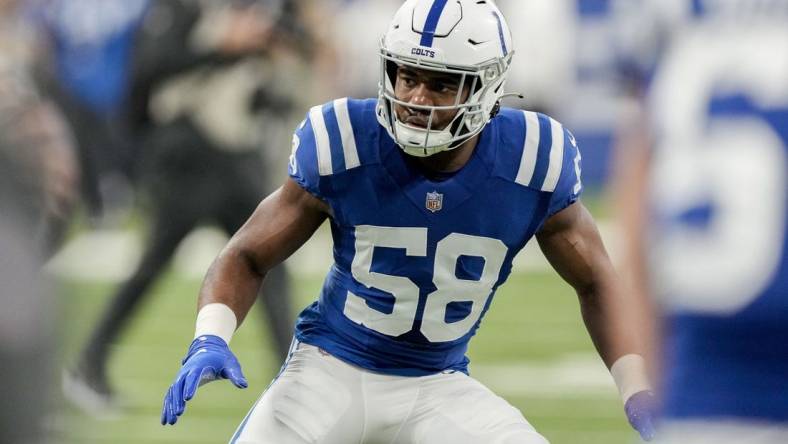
[377,44,512,157]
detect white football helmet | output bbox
[376,0,514,157]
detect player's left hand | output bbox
[161,335,248,426]
[625,390,657,441]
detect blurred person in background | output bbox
[1,0,81,254]
[63,0,305,415]
[0,0,80,441]
[159,0,658,441]
[612,0,788,442]
[36,0,149,221]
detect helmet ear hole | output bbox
[489,100,501,119]
[385,61,399,88]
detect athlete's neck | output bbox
[411,134,480,175]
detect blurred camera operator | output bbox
[63,0,312,415]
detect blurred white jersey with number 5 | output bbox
[615,0,788,442]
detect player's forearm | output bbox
[576,273,646,368]
[196,243,267,336]
[191,181,327,344]
[576,268,654,402]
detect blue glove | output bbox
[625,390,657,441]
[161,335,248,425]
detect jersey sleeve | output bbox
[546,127,583,218]
[288,107,326,199]
[503,110,582,219]
[287,98,369,200]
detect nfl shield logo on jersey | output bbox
[425,191,443,213]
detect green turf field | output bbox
[55,265,640,444]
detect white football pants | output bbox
[230,341,549,444]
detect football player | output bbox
[162,1,657,442]
[612,0,788,442]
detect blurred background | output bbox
[0,0,656,443]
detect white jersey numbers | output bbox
[422,233,507,342]
[346,226,427,337]
[344,225,508,342]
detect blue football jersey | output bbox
[287,98,582,376]
[645,7,788,422]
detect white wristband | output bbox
[194,303,238,345]
[610,354,652,403]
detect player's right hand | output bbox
[161,335,248,425]
[625,390,657,441]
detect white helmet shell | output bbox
[376,0,514,157]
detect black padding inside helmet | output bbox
[386,60,399,86]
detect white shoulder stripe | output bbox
[541,117,565,192]
[515,111,540,186]
[334,98,360,170]
[309,105,332,176]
